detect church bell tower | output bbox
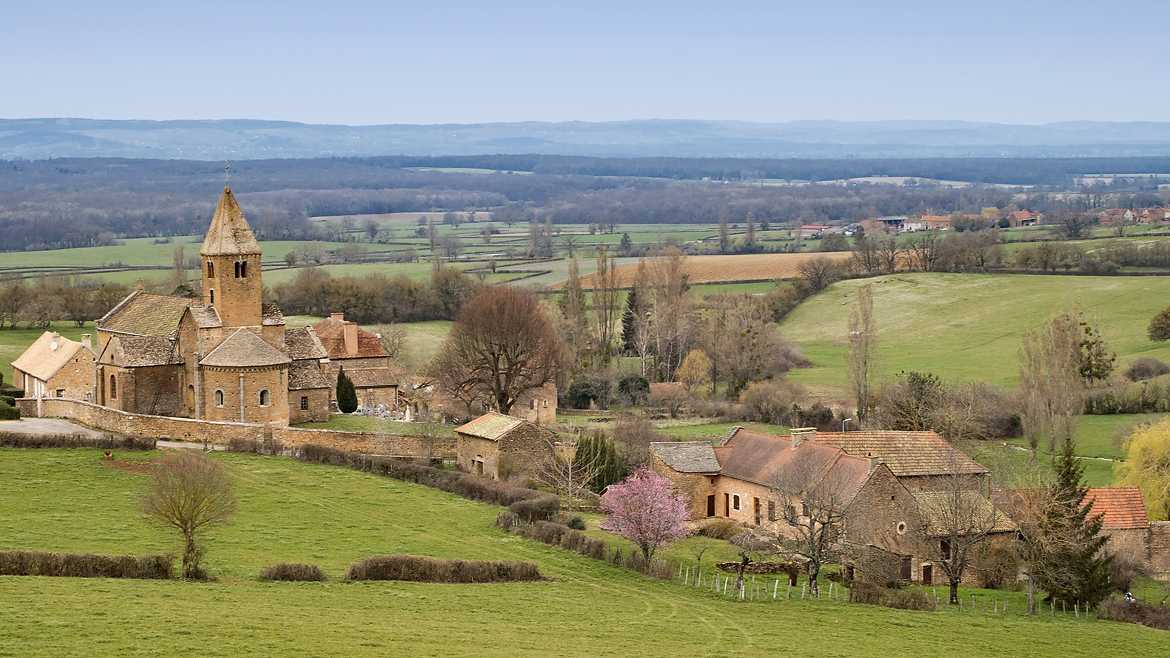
[200,186,263,327]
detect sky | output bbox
[3,1,1169,125]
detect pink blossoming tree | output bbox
[600,466,690,561]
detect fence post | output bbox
[829,582,834,600]
[773,579,779,600]
[801,583,806,600]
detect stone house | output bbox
[454,411,556,480]
[651,427,1012,584]
[41,186,337,426]
[10,332,96,400]
[312,312,400,410]
[812,430,990,494]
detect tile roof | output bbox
[813,431,988,478]
[285,327,327,361]
[97,291,191,337]
[262,304,285,326]
[913,491,1017,536]
[200,328,291,368]
[312,316,389,359]
[1084,487,1150,530]
[288,361,331,390]
[345,368,400,388]
[11,332,90,381]
[186,305,222,329]
[98,335,181,368]
[715,428,871,505]
[201,187,261,256]
[650,441,720,473]
[454,411,527,441]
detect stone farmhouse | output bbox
[454,411,556,480]
[12,187,336,426]
[10,332,96,400]
[651,427,1015,584]
[312,312,400,411]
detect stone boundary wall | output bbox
[15,397,454,459]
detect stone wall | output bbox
[15,397,454,459]
[1150,522,1170,580]
[288,388,331,424]
[43,348,96,401]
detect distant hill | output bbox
[5,118,1170,160]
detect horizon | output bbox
[5,1,1169,124]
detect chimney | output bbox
[790,427,816,448]
[81,334,92,350]
[49,332,60,351]
[868,457,884,475]
[330,312,345,322]
[343,322,358,356]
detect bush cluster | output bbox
[848,581,934,611]
[289,444,557,519]
[494,513,672,579]
[0,550,172,579]
[345,554,541,583]
[1084,380,1170,415]
[1125,357,1170,382]
[1097,599,1170,630]
[258,563,326,582]
[0,432,155,450]
[0,403,19,420]
[694,518,741,540]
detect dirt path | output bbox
[0,417,107,438]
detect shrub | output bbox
[1110,551,1148,593]
[259,563,326,582]
[883,589,935,611]
[739,379,807,425]
[565,377,611,409]
[227,437,285,455]
[973,543,1019,590]
[0,403,19,420]
[508,494,560,522]
[616,375,650,406]
[0,432,154,450]
[0,394,15,406]
[345,555,542,583]
[495,511,522,531]
[1126,357,1170,382]
[0,550,173,579]
[1098,599,1170,630]
[695,518,741,540]
[848,580,883,604]
[567,515,586,531]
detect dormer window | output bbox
[206,261,214,278]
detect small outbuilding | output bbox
[454,411,556,480]
[10,331,96,400]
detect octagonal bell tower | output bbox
[200,186,263,328]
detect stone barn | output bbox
[10,332,96,401]
[454,411,556,480]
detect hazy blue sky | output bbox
[4,1,1168,124]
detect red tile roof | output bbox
[716,428,871,505]
[1083,487,1149,530]
[312,316,389,360]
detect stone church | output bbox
[92,187,332,425]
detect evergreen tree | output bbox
[336,367,358,413]
[618,232,633,256]
[1077,318,1115,384]
[1035,437,1114,606]
[621,285,640,354]
[575,432,628,493]
[718,209,730,253]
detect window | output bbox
[206,260,214,278]
[896,521,908,536]
[767,500,777,522]
[214,390,224,407]
[209,289,215,304]
[732,495,741,511]
[55,389,64,398]
[109,374,117,399]
[259,389,270,406]
[531,398,537,410]
[234,260,248,278]
[940,539,951,560]
[300,396,309,410]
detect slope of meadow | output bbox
[0,448,1165,657]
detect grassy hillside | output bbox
[1,448,1164,656]
[780,273,1170,398]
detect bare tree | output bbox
[795,257,841,293]
[532,435,601,513]
[876,235,901,273]
[429,287,560,415]
[1019,312,1083,454]
[847,284,877,423]
[644,250,693,381]
[142,451,236,579]
[373,324,407,360]
[915,450,1008,605]
[592,246,621,364]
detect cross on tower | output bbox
[224,161,232,185]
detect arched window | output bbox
[259,389,270,406]
[240,260,247,278]
[206,260,214,278]
[109,374,117,399]
[214,390,225,407]
[209,289,215,305]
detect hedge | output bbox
[0,432,155,450]
[1098,599,1170,630]
[259,563,326,582]
[345,555,541,583]
[288,443,556,518]
[0,550,173,579]
[0,403,18,420]
[495,512,671,579]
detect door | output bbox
[753,497,761,526]
[900,556,913,581]
[724,493,730,517]
[706,495,716,517]
[922,564,932,584]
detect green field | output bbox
[1,448,1165,656]
[780,273,1170,399]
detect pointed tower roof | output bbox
[201,186,261,256]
